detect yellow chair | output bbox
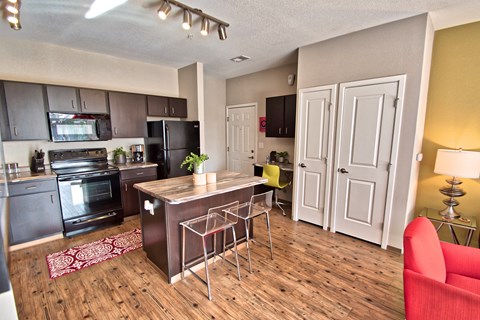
[262,164,290,215]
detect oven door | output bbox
[57,170,123,236]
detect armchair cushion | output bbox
[441,241,480,279]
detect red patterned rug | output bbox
[46,228,142,279]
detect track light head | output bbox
[10,21,21,30]
[7,15,19,24]
[6,4,19,14]
[157,1,171,20]
[200,17,209,36]
[182,9,192,30]
[218,24,227,40]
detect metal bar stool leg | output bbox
[244,219,253,273]
[231,226,241,280]
[265,211,274,259]
[202,236,212,300]
[275,189,286,215]
[181,225,186,279]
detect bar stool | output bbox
[225,191,274,273]
[262,164,290,215]
[180,201,241,301]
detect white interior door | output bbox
[226,104,257,175]
[293,85,336,227]
[332,76,404,245]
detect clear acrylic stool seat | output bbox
[180,201,241,300]
[224,191,274,273]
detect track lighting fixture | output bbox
[182,9,192,30]
[5,0,21,30]
[218,24,227,40]
[155,0,229,40]
[200,17,209,36]
[157,0,171,20]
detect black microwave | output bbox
[48,112,112,142]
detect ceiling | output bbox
[1,0,480,79]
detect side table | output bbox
[418,207,477,247]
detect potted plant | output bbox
[113,147,127,164]
[180,152,209,174]
[277,151,289,163]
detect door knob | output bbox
[248,156,254,159]
[338,168,349,174]
[299,163,306,168]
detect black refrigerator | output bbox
[146,120,200,179]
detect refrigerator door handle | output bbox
[166,150,171,175]
[165,124,170,150]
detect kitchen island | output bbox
[134,171,267,283]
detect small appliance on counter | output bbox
[131,144,144,163]
[30,149,45,173]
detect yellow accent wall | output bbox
[416,21,480,246]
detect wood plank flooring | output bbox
[8,209,405,319]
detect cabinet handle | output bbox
[114,127,118,135]
[83,101,87,109]
[50,194,54,203]
[136,172,144,175]
[171,107,175,115]
[71,100,75,109]
[164,107,168,114]
[125,183,128,192]
[285,128,288,135]
[14,126,18,136]
[25,186,37,190]
[278,128,282,135]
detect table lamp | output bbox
[434,149,480,218]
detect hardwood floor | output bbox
[8,209,405,319]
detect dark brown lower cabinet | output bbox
[120,167,157,217]
[9,179,63,245]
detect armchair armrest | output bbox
[441,241,480,279]
[404,269,480,320]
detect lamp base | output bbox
[438,206,461,219]
[437,177,464,219]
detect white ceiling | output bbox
[1,0,480,79]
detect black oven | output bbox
[49,148,123,237]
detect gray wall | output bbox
[204,74,227,171]
[297,14,434,248]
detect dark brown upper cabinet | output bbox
[79,88,108,114]
[3,81,50,140]
[47,85,108,114]
[147,96,187,118]
[109,91,147,138]
[266,94,296,138]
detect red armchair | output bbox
[403,217,480,320]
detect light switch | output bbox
[259,142,264,149]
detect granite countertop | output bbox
[111,162,158,171]
[134,170,267,204]
[6,169,57,183]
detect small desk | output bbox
[254,162,294,172]
[419,207,477,246]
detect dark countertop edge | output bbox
[111,162,158,171]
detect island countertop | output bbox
[134,170,267,204]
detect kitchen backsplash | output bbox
[3,138,145,167]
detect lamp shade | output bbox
[434,149,480,178]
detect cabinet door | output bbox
[0,82,10,140]
[46,85,79,112]
[4,82,50,140]
[9,191,63,245]
[109,92,147,138]
[79,88,108,114]
[147,96,169,116]
[121,176,157,217]
[169,98,188,118]
[284,94,296,137]
[265,96,284,137]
